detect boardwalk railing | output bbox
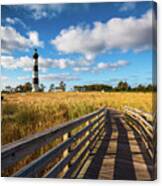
[124,106,156,161]
[1,107,107,177]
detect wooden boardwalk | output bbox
[1,107,156,180]
[76,109,154,180]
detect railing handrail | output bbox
[124,107,153,136]
[124,106,154,159]
[13,113,105,177]
[1,107,106,174]
[124,106,153,122]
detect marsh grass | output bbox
[2,92,153,145]
[1,92,153,176]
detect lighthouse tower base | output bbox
[32,84,39,92]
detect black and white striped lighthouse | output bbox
[32,49,39,92]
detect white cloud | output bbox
[1,56,129,72]
[96,60,129,70]
[1,26,44,53]
[23,4,65,20]
[73,60,129,72]
[1,54,128,74]
[1,56,33,70]
[51,9,154,60]
[6,17,15,24]
[73,67,91,72]
[5,17,28,29]
[1,55,75,72]
[17,73,79,82]
[119,2,136,12]
[28,31,44,47]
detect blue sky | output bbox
[1,1,156,90]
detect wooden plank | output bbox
[2,107,105,171]
[125,115,154,159]
[44,119,105,178]
[124,106,152,122]
[125,109,153,135]
[64,120,105,178]
[62,132,70,174]
[12,113,105,177]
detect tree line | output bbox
[2,81,66,93]
[2,81,156,93]
[74,81,156,92]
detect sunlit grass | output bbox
[1,92,153,145]
[1,91,154,176]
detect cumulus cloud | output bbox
[96,60,129,70]
[23,4,65,20]
[5,17,28,29]
[1,26,44,53]
[51,9,154,60]
[6,17,15,24]
[1,55,75,72]
[1,56,32,70]
[28,31,44,47]
[73,60,129,72]
[1,54,128,73]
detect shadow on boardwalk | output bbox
[78,109,153,180]
[83,110,113,179]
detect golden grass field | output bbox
[2,92,153,145]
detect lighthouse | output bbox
[32,49,39,92]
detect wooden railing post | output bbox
[85,120,90,146]
[2,107,105,177]
[62,132,71,174]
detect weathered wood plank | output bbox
[44,118,105,178]
[2,107,105,171]
[12,113,105,177]
[124,106,152,122]
[64,120,105,178]
[125,109,153,135]
[125,115,154,159]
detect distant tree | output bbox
[59,81,66,91]
[128,86,132,91]
[14,82,32,93]
[49,84,55,92]
[116,81,129,91]
[74,86,84,92]
[23,82,32,92]
[146,84,154,91]
[136,84,146,92]
[15,85,23,92]
[39,84,46,92]
[74,84,112,92]
[5,86,12,93]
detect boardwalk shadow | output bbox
[130,124,154,179]
[82,110,113,179]
[80,110,152,180]
[113,115,136,180]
